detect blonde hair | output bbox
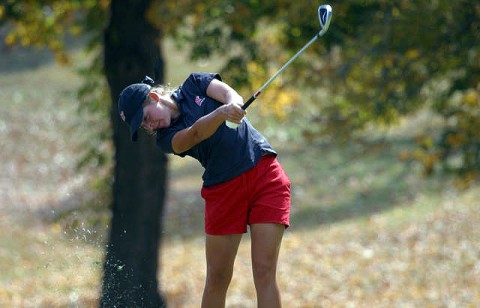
[143,85,175,106]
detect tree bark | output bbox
[101,0,167,306]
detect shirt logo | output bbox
[195,96,205,106]
[120,111,126,122]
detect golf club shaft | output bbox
[242,29,327,110]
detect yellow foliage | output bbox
[48,39,62,51]
[422,152,440,175]
[405,49,420,60]
[454,172,478,190]
[446,133,464,149]
[5,32,16,46]
[415,135,433,149]
[406,147,431,169]
[69,25,83,36]
[245,61,299,120]
[384,57,394,68]
[99,0,111,10]
[398,150,411,161]
[392,7,400,17]
[258,87,299,120]
[463,89,478,107]
[412,148,424,161]
[246,61,266,86]
[20,36,31,47]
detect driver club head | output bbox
[318,4,333,33]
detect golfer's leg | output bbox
[250,223,285,308]
[202,233,243,308]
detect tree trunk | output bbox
[101,0,167,306]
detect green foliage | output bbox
[2,0,479,177]
[76,54,112,172]
[1,0,108,63]
[320,1,480,177]
[1,0,111,172]
[159,0,479,178]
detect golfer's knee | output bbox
[205,269,233,290]
[252,261,276,286]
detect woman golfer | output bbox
[118,73,291,307]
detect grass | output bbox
[1,40,479,307]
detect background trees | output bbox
[101,0,167,306]
[1,0,478,305]
[5,0,477,199]
[167,0,479,176]
[3,0,168,305]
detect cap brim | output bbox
[129,107,144,142]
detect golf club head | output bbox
[318,4,333,34]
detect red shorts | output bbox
[201,155,291,235]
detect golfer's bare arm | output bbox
[171,79,246,154]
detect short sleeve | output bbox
[156,126,177,154]
[190,73,222,95]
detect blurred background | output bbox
[1,0,479,307]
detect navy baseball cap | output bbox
[118,82,151,141]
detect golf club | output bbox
[227,4,333,128]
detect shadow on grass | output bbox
[289,171,416,230]
[284,137,421,230]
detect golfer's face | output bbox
[142,102,171,133]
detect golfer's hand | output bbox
[221,102,246,124]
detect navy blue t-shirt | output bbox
[156,73,276,186]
